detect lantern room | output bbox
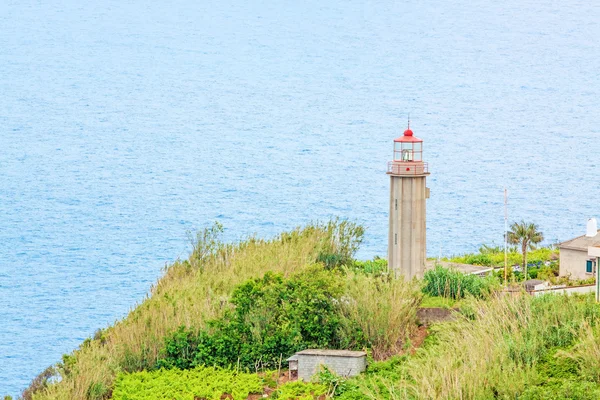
[387,124,429,176]
[393,128,423,162]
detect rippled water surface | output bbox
[1,0,599,395]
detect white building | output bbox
[558,219,600,280]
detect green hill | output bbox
[19,221,600,400]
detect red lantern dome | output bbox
[387,121,429,175]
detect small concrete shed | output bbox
[287,349,367,381]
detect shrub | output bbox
[351,257,388,276]
[272,381,327,400]
[112,366,266,400]
[157,266,360,370]
[316,252,347,270]
[30,220,366,400]
[422,265,498,299]
[155,326,200,370]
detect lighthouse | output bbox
[387,122,430,279]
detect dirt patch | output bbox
[417,307,458,326]
[406,325,429,354]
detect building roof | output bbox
[294,349,367,358]
[558,230,600,251]
[394,131,423,143]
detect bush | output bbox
[351,257,388,276]
[157,266,361,370]
[422,265,498,299]
[30,221,366,400]
[272,381,327,400]
[448,245,559,269]
[113,366,266,400]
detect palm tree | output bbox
[508,221,544,281]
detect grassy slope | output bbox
[339,293,600,400]
[33,221,363,399]
[29,223,600,400]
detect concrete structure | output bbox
[426,260,495,277]
[558,219,600,280]
[387,123,430,279]
[286,349,367,381]
[531,284,595,297]
[523,279,548,292]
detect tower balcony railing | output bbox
[387,161,429,176]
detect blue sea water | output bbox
[1,0,599,395]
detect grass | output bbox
[112,366,267,400]
[336,293,600,399]
[422,265,499,299]
[29,219,365,400]
[338,273,422,360]
[445,245,558,268]
[25,221,600,400]
[419,295,459,309]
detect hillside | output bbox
[19,221,600,400]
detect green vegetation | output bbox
[112,366,266,400]
[156,267,365,371]
[419,294,459,309]
[447,244,558,269]
[445,242,563,283]
[26,220,423,399]
[332,294,600,399]
[22,219,600,400]
[349,257,388,276]
[273,381,327,400]
[422,265,499,299]
[27,220,366,399]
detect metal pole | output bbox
[504,188,508,286]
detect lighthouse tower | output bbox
[387,122,430,279]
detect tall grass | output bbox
[348,293,600,399]
[339,274,422,360]
[560,321,600,382]
[422,265,498,299]
[30,219,364,400]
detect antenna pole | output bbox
[504,188,508,286]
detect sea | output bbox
[1,0,599,395]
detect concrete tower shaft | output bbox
[387,125,430,279]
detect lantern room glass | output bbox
[393,141,422,162]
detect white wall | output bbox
[560,248,594,280]
[532,285,595,297]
